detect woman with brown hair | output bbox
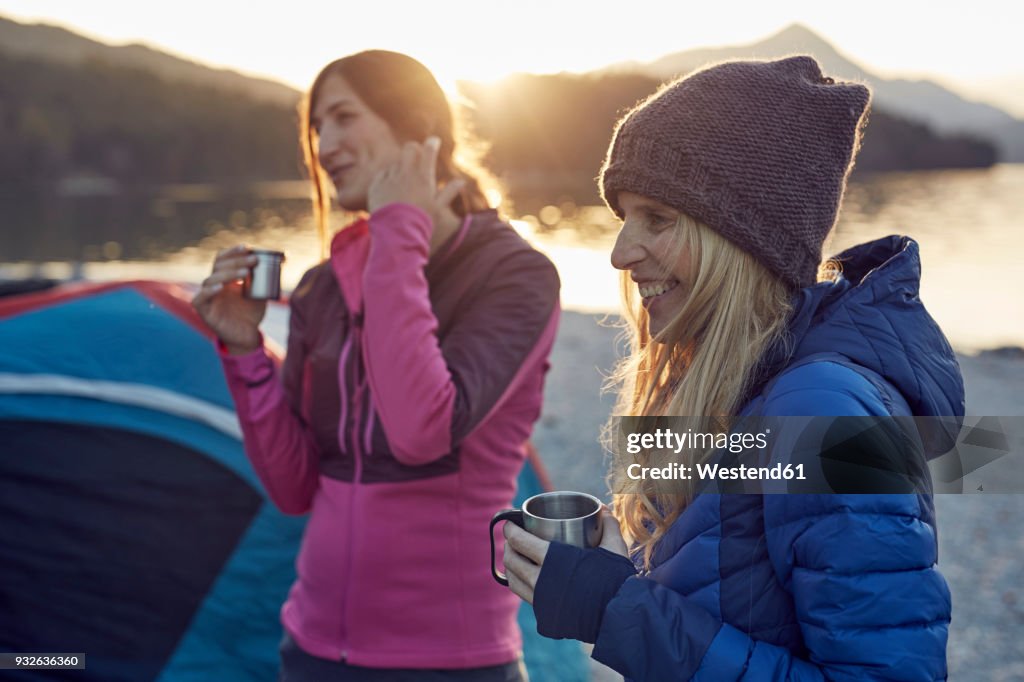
[193,51,559,681]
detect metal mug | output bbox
[243,249,285,300]
[489,491,603,586]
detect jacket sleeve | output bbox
[592,494,950,681]
[590,366,950,681]
[219,270,321,515]
[361,203,560,466]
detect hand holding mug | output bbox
[191,245,267,355]
[490,492,628,604]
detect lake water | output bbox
[2,164,1022,351]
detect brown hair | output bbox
[299,50,493,255]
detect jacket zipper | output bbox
[339,311,365,661]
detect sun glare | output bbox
[2,0,1021,102]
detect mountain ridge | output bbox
[0,15,300,107]
[596,23,1024,161]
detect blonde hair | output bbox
[603,212,796,568]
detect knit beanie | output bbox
[600,55,871,289]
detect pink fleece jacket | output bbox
[219,203,560,668]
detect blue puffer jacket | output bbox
[536,236,964,681]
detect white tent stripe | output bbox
[0,373,242,440]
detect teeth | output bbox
[639,281,676,298]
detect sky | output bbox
[2,0,1023,115]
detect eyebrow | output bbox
[310,98,356,127]
[643,198,676,213]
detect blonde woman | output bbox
[502,56,961,680]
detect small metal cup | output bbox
[243,249,285,300]
[489,491,604,586]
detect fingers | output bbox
[368,138,446,215]
[598,508,630,557]
[503,522,550,564]
[203,267,251,289]
[396,137,440,182]
[193,247,256,309]
[212,246,257,277]
[501,524,547,605]
[216,244,247,257]
[192,270,244,308]
[503,539,539,605]
[207,251,257,287]
[435,177,465,212]
[214,244,250,267]
[368,167,390,195]
[191,279,225,309]
[503,544,541,584]
[400,142,419,173]
[505,563,536,604]
[423,135,440,188]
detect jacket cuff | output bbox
[217,335,273,387]
[368,202,433,247]
[533,542,636,644]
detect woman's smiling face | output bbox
[610,192,693,338]
[311,73,404,212]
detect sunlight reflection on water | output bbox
[5,165,1021,351]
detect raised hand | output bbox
[191,245,267,355]
[368,136,465,253]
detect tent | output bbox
[0,280,587,681]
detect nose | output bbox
[610,219,643,271]
[317,125,343,168]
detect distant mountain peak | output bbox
[628,21,859,85]
[594,22,1024,161]
[768,22,827,43]
[754,23,844,62]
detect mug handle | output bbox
[489,509,524,586]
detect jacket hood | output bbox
[757,235,965,420]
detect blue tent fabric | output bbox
[0,283,305,680]
[0,287,234,409]
[0,419,264,680]
[0,281,588,681]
